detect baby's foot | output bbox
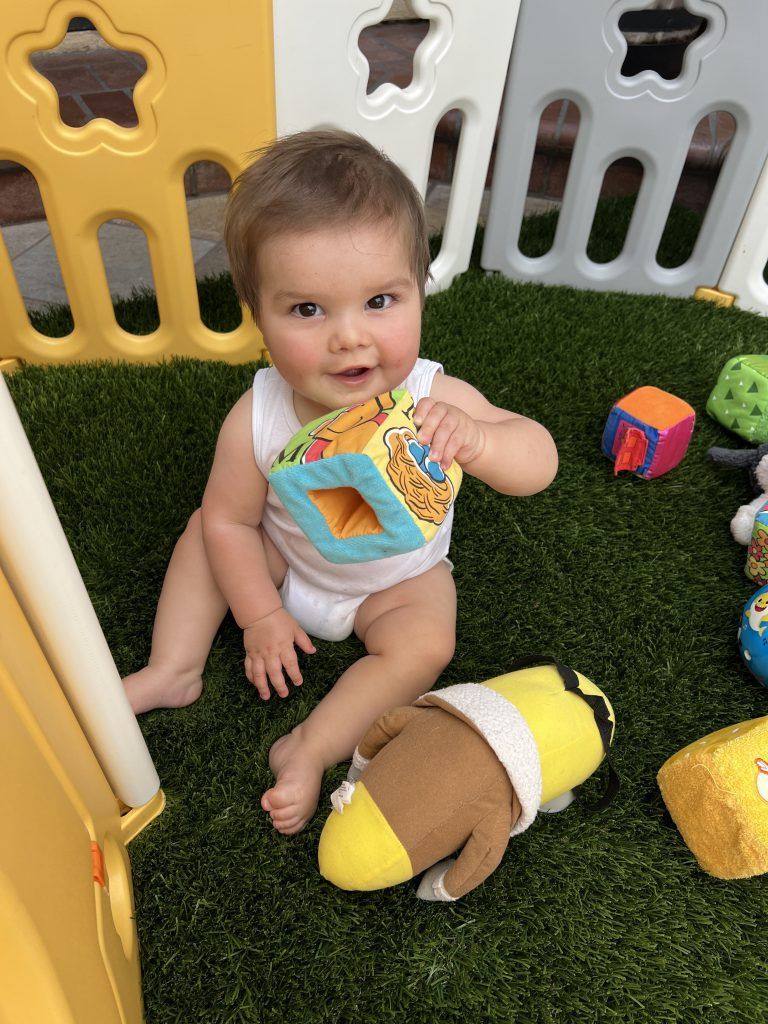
[261,731,325,835]
[122,665,203,715]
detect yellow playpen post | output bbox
[0,0,275,364]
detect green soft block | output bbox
[706,355,768,442]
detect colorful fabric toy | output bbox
[269,389,462,564]
[318,657,617,901]
[707,355,768,443]
[601,386,695,479]
[746,502,768,584]
[658,715,768,878]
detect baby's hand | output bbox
[243,609,316,700]
[413,398,485,469]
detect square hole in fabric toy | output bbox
[309,488,384,540]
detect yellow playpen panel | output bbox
[0,562,164,1023]
[0,0,275,365]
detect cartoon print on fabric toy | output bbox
[755,759,768,802]
[273,392,397,468]
[746,504,768,584]
[318,656,618,901]
[269,389,462,564]
[384,427,455,526]
[738,585,768,687]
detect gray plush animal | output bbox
[708,442,768,544]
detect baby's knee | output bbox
[175,508,205,554]
[186,507,203,531]
[180,507,205,544]
[412,624,456,676]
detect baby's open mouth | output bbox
[337,367,369,378]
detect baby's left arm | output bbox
[415,374,558,496]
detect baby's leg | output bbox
[124,509,287,713]
[262,561,456,834]
[123,509,227,712]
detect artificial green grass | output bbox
[10,207,768,1023]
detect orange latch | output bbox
[614,426,648,475]
[91,841,106,887]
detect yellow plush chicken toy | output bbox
[319,656,618,900]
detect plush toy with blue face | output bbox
[738,585,768,687]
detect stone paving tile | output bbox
[58,95,91,127]
[0,220,51,261]
[186,194,228,241]
[32,62,103,94]
[11,235,68,306]
[80,91,138,127]
[10,221,217,307]
[87,53,146,88]
[193,240,229,280]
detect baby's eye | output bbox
[366,293,394,311]
[292,302,323,318]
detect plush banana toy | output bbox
[318,657,617,901]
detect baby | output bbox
[123,129,558,834]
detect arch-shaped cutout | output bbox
[31,18,146,128]
[0,160,73,337]
[656,110,735,269]
[427,108,463,263]
[586,158,644,264]
[618,5,707,81]
[97,219,159,334]
[518,100,581,258]
[358,8,430,95]
[184,161,241,331]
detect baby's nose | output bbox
[330,316,371,350]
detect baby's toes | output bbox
[271,812,306,835]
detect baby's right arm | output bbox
[200,391,315,699]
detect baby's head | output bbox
[224,129,430,319]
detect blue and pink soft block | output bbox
[602,386,695,479]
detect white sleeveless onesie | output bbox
[251,358,454,641]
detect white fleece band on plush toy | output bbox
[346,748,370,783]
[416,859,458,902]
[418,684,543,836]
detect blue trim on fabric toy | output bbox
[270,452,426,564]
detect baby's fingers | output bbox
[265,654,290,699]
[426,411,460,465]
[294,626,316,656]
[413,397,435,430]
[281,647,305,688]
[245,654,272,701]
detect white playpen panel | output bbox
[482,0,768,299]
[717,156,768,316]
[272,0,521,293]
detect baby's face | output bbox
[256,220,422,424]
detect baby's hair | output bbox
[224,129,431,317]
